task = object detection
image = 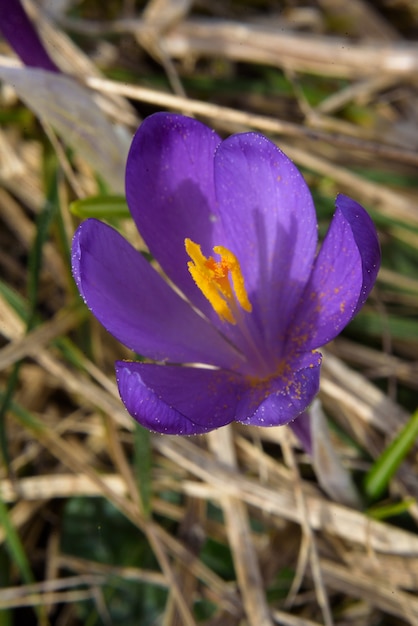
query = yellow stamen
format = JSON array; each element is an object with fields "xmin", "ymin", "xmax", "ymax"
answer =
[{"xmin": 185, "ymin": 238, "xmax": 252, "ymax": 324}]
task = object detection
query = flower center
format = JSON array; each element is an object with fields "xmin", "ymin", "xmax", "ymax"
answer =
[{"xmin": 185, "ymin": 238, "xmax": 252, "ymax": 324}]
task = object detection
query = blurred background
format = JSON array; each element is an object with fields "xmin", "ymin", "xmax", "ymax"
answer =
[{"xmin": 1, "ymin": 1, "xmax": 418, "ymax": 624}]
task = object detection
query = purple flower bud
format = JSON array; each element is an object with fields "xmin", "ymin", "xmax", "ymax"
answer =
[{"xmin": 0, "ymin": 0, "xmax": 59, "ymax": 72}]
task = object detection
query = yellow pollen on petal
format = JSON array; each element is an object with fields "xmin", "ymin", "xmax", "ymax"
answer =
[{"xmin": 185, "ymin": 238, "xmax": 252, "ymax": 324}]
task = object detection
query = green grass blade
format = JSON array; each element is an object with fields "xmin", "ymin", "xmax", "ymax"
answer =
[
  {"xmin": 133, "ymin": 423, "xmax": 153, "ymax": 518},
  {"xmin": 0, "ymin": 548, "xmax": 12, "ymax": 626},
  {"xmin": 364, "ymin": 408, "xmax": 418, "ymax": 500},
  {"xmin": 0, "ymin": 281, "xmax": 30, "ymax": 322},
  {"xmin": 0, "ymin": 164, "xmax": 59, "ymax": 469},
  {"xmin": 367, "ymin": 498, "xmax": 415, "ymax": 521},
  {"xmin": 0, "ymin": 497, "xmax": 34, "ymax": 586},
  {"xmin": 70, "ymin": 195, "xmax": 130, "ymax": 219}
]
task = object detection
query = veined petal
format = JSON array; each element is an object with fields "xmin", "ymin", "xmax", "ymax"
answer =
[
  {"xmin": 236, "ymin": 351, "xmax": 322, "ymax": 427},
  {"xmin": 214, "ymin": 133, "xmax": 317, "ymax": 358},
  {"xmin": 116, "ymin": 362, "xmax": 246, "ymax": 435},
  {"xmin": 0, "ymin": 0, "xmax": 59, "ymax": 72},
  {"xmin": 291, "ymin": 194, "xmax": 380, "ymax": 351},
  {"xmin": 125, "ymin": 113, "xmax": 223, "ymax": 316},
  {"xmin": 72, "ymin": 219, "xmax": 240, "ymax": 367}
]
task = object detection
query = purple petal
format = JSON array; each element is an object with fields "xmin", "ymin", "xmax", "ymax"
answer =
[
  {"xmin": 0, "ymin": 0, "xmax": 59, "ymax": 72},
  {"xmin": 72, "ymin": 219, "xmax": 240, "ymax": 367},
  {"xmin": 116, "ymin": 361, "xmax": 246, "ymax": 435},
  {"xmin": 125, "ymin": 112, "xmax": 223, "ymax": 316},
  {"xmin": 236, "ymin": 351, "xmax": 322, "ymax": 427},
  {"xmin": 291, "ymin": 195, "xmax": 380, "ymax": 351},
  {"xmin": 288, "ymin": 411, "xmax": 312, "ymax": 454},
  {"xmin": 336, "ymin": 194, "xmax": 380, "ymax": 316},
  {"xmin": 213, "ymin": 133, "xmax": 317, "ymax": 359}
]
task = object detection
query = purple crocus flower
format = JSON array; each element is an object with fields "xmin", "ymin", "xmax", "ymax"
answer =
[
  {"xmin": 71, "ymin": 113, "xmax": 380, "ymax": 436},
  {"xmin": 0, "ymin": 0, "xmax": 59, "ymax": 72}
]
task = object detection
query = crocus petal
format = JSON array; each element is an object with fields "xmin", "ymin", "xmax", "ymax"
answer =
[
  {"xmin": 336, "ymin": 194, "xmax": 381, "ymax": 316},
  {"xmin": 72, "ymin": 219, "xmax": 240, "ymax": 367},
  {"xmin": 213, "ymin": 133, "xmax": 317, "ymax": 358},
  {"xmin": 116, "ymin": 361, "xmax": 246, "ymax": 435},
  {"xmin": 288, "ymin": 411, "xmax": 312, "ymax": 454},
  {"xmin": 236, "ymin": 351, "xmax": 322, "ymax": 427},
  {"xmin": 291, "ymin": 194, "xmax": 380, "ymax": 351},
  {"xmin": 0, "ymin": 0, "xmax": 59, "ymax": 72},
  {"xmin": 125, "ymin": 112, "xmax": 223, "ymax": 316}
]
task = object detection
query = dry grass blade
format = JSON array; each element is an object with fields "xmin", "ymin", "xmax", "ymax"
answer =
[
  {"xmin": 208, "ymin": 427, "xmax": 273, "ymax": 626},
  {"xmin": 57, "ymin": 554, "xmax": 167, "ymax": 587},
  {"xmin": 2, "ymin": 1, "xmax": 418, "ymax": 624},
  {"xmin": 165, "ymin": 19, "xmax": 418, "ymax": 77},
  {"xmin": 321, "ymin": 560, "xmax": 418, "ymax": 624},
  {"xmin": 0, "ymin": 474, "xmax": 126, "ymax": 503},
  {"xmin": 0, "ymin": 307, "xmax": 85, "ymax": 370},
  {"xmin": 82, "ymin": 74, "xmax": 418, "ymax": 165},
  {"xmin": 280, "ymin": 431, "xmax": 333, "ymax": 626},
  {"xmin": 62, "ymin": 16, "xmax": 418, "ymax": 77},
  {"xmin": 156, "ymin": 436, "xmax": 418, "ymax": 555},
  {"xmin": 0, "ymin": 589, "xmax": 98, "ymax": 611}
]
